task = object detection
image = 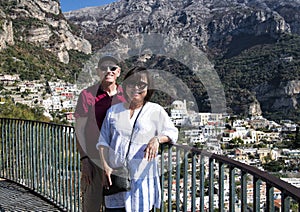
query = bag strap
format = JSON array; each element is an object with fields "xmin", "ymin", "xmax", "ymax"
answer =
[{"xmin": 125, "ymin": 102, "xmax": 145, "ymax": 160}]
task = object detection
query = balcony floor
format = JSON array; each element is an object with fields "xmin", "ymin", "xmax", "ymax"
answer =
[{"xmin": 0, "ymin": 178, "xmax": 61, "ymax": 211}]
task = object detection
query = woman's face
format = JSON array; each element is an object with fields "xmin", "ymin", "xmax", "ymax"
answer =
[{"xmin": 125, "ymin": 73, "xmax": 148, "ymax": 103}]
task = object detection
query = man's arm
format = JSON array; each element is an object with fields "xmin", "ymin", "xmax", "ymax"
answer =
[
  {"xmin": 75, "ymin": 116, "xmax": 95, "ymax": 184},
  {"xmin": 75, "ymin": 117, "xmax": 88, "ymax": 157}
]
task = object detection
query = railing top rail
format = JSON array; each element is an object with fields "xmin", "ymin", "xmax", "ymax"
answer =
[
  {"xmin": 172, "ymin": 143, "xmax": 300, "ymax": 202},
  {"xmin": 0, "ymin": 117, "xmax": 73, "ymax": 128}
]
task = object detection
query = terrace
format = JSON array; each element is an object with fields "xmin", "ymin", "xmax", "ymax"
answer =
[{"xmin": 0, "ymin": 118, "xmax": 299, "ymax": 211}]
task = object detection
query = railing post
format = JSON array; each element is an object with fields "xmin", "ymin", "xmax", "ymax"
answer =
[
  {"xmin": 7, "ymin": 119, "xmax": 11, "ymax": 179},
  {"xmin": 266, "ymin": 184, "xmax": 274, "ymax": 212},
  {"xmin": 32, "ymin": 121, "xmax": 37, "ymax": 191},
  {"xmin": 183, "ymin": 149, "xmax": 188, "ymax": 212},
  {"xmin": 209, "ymin": 158, "xmax": 214, "ymax": 212},
  {"xmin": 175, "ymin": 147, "xmax": 181, "ymax": 212},
  {"xmin": 11, "ymin": 119, "xmax": 16, "ymax": 181},
  {"xmin": 167, "ymin": 145, "xmax": 173, "ymax": 212},
  {"xmin": 0, "ymin": 118, "xmax": 4, "ymax": 177},
  {"xmin": 191, "ymin": 152, "xmax": 197, "ymax": 212},
  {"xmin": 199, "ymin": 155, "xmax": 205, "ymax": 212},
  {"xmin": 160, "ymin": 144, "xmax": 166, "ymax": 212},
  {"xmin": 218, "ymin": 162, "xmax": 225, "ymax": 212},
  {"xmin": 253, "ymin": 177, "xmax": 261, "ymax": 212},
  {"xmin": 45, "ymin": 123, "xmax": 51, "ymax": 198},
  {"xmin": 241, "ymin": 171, "xmax": 247, "ymax": 212},
  {"xmin": 16, "ymin": 120, "xmax": 21, "ymax": 183},
  {"xmin": 229, "ymin": 166, "xmax": 235, "ymax": 212},
  {"xmin": 25, "ymin": 121, "xmax": 30, "ymax": 186},
  {"xmin": 281, "ymin": 193, "xmax": 290, "ymax": 212}
]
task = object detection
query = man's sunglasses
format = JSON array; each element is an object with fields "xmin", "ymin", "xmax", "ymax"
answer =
[
  {"xmin": 126, "ymin": 81, "xmax": 148, "ymax": 90},
  {"xmin": 99, "ymin": 65, "xmax": 119, "ymax": 72}
]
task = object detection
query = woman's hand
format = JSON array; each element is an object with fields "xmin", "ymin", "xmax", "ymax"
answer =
[
  {"xmin": 103, "ymin": 165, "xmax": 113, "ymax": 188},
  {"xmin": 144, "ymin": 136, "xmax": 160, "ymax": 161},
  {"xmin": 99, "ymin": 146, "xmax": 113, "ymax": 188}
]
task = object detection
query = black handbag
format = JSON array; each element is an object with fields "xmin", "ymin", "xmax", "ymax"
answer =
[
  {"xmin": 103, "ymin": 166, "xmax": 131, "ymax": 196},
  {"xmin": 103, "ymin": 104, "xmax": 145, "ymax": 196}
]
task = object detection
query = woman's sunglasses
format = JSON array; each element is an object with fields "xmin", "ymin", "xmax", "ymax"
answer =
[{"xmin": 126, "ymin": 81, "xmax": 148, "ymax": 90}]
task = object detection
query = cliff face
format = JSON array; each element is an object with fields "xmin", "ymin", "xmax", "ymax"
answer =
[
  {"xmin": 64, "ymin": 0, "xmax": 300, "ymax": 52},
  {"xmin": 0, "ymin": 9, "xmax": 14, "ymax": 49},
  {"xmin": 254, "ymin": 80, "xmax": 300, "ymax": 115},
  {"xmin": 63, "ymin": 0, "xmax": 300, "ymax": 121},
  {"xmin": 0, "ymin": 0, "xmax": 91, "ymax": 63}
]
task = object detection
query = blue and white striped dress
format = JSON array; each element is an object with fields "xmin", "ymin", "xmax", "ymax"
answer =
[{"xmin": 97, "ymin": 102, "xmax": 178, "ymax": 212}]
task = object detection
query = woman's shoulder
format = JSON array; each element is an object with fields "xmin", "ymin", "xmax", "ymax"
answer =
[
  {"xmin": 145, "ymin": 102, "xmax": 165, "ymax": 111},
  {"xmin": 108, "ymin": 102, "xmax": 125, "ymax": 112}
]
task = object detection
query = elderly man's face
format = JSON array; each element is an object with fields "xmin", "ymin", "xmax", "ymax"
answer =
[{"xmin": 97, "ymin": 60, "xmax": 121, "ymax": 83}]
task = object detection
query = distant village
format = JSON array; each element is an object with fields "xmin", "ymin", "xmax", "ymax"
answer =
[
  {"xmin": 166, "ymin": 99, "xmax": 299, "ymax": 210},
  {"xmin": 0, "ymin": 74, "xmax": 77, "ymax": 121},
  {"xmin": 0, "ymin": 74, "xmax": 299, "ymax": 170},
  {"xmin": 1, "ymin": 74, "xmax": 300, "ymax": 210}
]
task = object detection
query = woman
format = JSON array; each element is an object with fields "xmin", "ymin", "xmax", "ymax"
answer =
[{"xmin": 96, "ymin": 66, "xmax": 178, "ymax": 211}]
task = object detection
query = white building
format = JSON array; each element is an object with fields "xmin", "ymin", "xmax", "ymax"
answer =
[
  {"xmin": 170, "ymin": 100, "xmax": 189, "ymax": 126},
  {"xmin": 184, "ymin": 128, "xmax": 205, "ymax": 144},
  {"xmin": 280, "ymin": 178, "xmax": 300, "ymax": 188}
]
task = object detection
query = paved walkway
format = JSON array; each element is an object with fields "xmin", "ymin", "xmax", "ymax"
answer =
[{"xmin": 0, "ymin": 178, "xmax": 61, "ymax": 211}]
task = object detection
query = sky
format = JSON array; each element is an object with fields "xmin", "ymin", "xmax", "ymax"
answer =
[{"xmin": 60, "ymin": 0, "xmax": 118, "ymax": 12}]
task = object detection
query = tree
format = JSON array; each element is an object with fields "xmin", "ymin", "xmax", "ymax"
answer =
[
  {"xmin": 263, "ymin": 160, "xmax": 284, "ymax": 172},
  {"xmin": 0, "ymin": 97, "xmax": 50, "ymax": 122},
  {"xmin": 293, "ymin": 126, "xmax": 300, "ymax": 148}
]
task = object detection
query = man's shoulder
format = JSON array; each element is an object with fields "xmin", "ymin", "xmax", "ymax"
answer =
[
  {"xmin": 80, "ymin": 83, "xmax": 100, "ymax": 96},
  {"xmin": 117, "ymin": 84, "xmax": 123, "ymax": 93},
  {"xmin": 113, "ymin": 85, "xmax": 126, "ymax": 103}
]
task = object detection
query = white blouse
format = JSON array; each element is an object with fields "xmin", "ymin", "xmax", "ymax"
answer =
[{"xmin": 97, "ymin": 102, "xmax": 178, "ymax": 211}]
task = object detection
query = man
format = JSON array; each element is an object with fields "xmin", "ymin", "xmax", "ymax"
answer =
[{"xmin": 75, "ymin": 55, "xmax": 125, "ymax": 211}]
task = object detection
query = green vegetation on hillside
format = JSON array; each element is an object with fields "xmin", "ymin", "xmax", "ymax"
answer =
[
  {"xmin": 214, "ymin": 33, "xmax": 300, "ymax": 121},
  {"xmin": 0, "ymin": 41, "xmax": 90, "ymax": 82},
  {"xmin": 0, "ymin": 97, "xmax": 50, "ymax": 122},
  {"xmin": 0, "ymin": 6, "xmax": 90, "ymax": 83},
  {"xmin": 215, "ymin": 33, "xmax": 300, "ymax": 90},
  {"xmin": 0, "ymin": 1, "xmax": 17, "ymax": 13}
]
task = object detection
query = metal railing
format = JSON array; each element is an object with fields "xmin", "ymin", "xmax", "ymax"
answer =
[
  {"xmin": 160, "ymin": 144, "xmax": 300, "ymax": 211},
  {"xmin": 0, "ymin": 118, "xmax": 80, "ymax": 211},
  {"xmin": 1, "ymin": 118, "xmax": 300, "ymax": 211}
]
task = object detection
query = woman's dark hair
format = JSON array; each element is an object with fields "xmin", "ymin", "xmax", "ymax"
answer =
[{"xmin": 122, "ymin": 66, "xmax": 154, "ymax": 103}]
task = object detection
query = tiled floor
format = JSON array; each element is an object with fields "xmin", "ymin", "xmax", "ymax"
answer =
[{"xmin": 0, "ymin": 178, "xmax": 61, "ymax": 212}]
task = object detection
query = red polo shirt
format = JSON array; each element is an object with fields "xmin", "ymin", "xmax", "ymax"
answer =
[{"xmin": 75, "ymin": 83, "xmax": 125, "ymax": 160}]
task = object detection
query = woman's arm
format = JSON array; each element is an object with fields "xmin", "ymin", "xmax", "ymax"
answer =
[
  {"xmin": 144, "ymin": 105, "xmax": 178, "ymax": 161},
  {"xmin": 98, "ymin": 146, "xmax": 113, "ymax": 186},
  {"xmin": 96, "ymin": 108, "xmax": 113, "ymax": 186}
]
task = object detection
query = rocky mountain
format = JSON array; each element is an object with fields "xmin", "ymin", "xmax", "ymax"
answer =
[
  {"xmin": 64, "ymin": 0, "xmax": 300, "ymax": 122},
  {"xmin": 1, "ymin": 0, "xmax": 300, "ymax": 122},
  {"xmin": 64, "ymin": 0, "xmax": 300, "ymax": 52},
  {"xmin": 0, "ymin": 0, "xmax": 91, "ymax": 64}
]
